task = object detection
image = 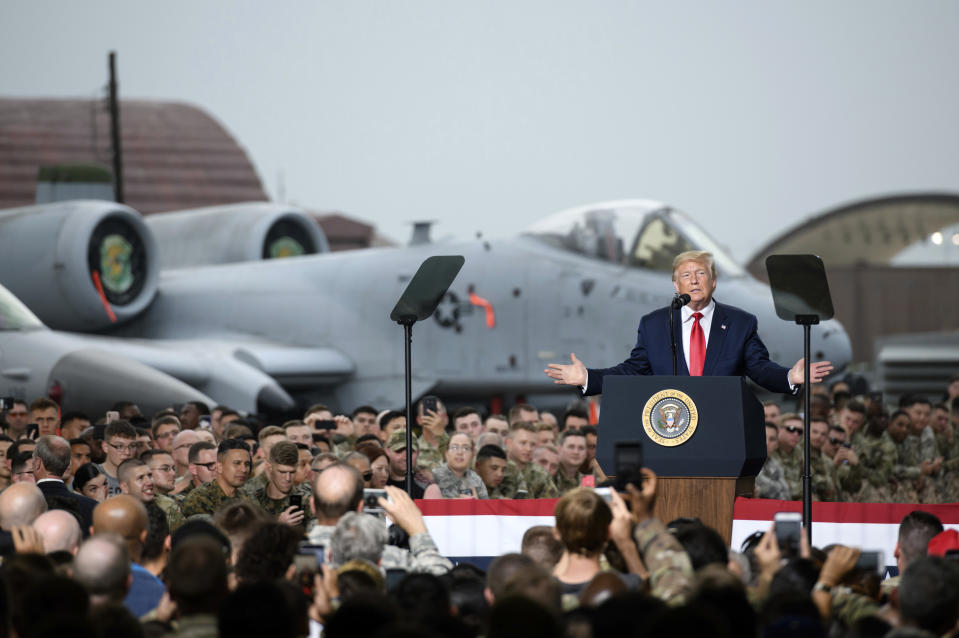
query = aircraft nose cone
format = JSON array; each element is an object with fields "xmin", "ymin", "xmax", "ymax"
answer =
[
  {"xmin": 256, "ymin": 384, "xmax": 297, "ymax": 413},
  {"xmin": 50, "ymin": 348, "xmax": 216, "ymax": 415}
]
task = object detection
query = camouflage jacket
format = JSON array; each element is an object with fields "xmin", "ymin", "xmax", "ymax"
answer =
[
  {"xmin": 415, "ymin": 432, "xmax": 449, "ymax": 475},
  {"xmin": 830, "ymin": 455, "xmax": 865, "ymax": 499},
  {"xmin": 238, "ymin": 472, "xmax": 268, "ymax": 498},
  {"xmin": 830, "ymin": 586, "xmax": 880, "ymax": 627},
  {"xmin": 755, "ymin": 455, "xmax": 791, "ymax": 500},
  {"xmin": 809, "ymin": 448, "xmax": 838, "ymax": 501},
  {"xmin": 892, "ymin": 432, "xmax": 922, "ymax": 480},
  {"xmin": 431, "ymin": 465, "xmax": 488, "ymax": 499},
  {"xmin": 154, "ymin": 493, "xmax": 186, "ymax": 532},
  {"xmin": 552, "ymin": 468, "xmax": 584, "ymax": 495},
  {"xmin": 500, "ymin": 461, "xmax": 559, "ymax": 499},
  {"xmin": 855, "ymin": 432, "xmax": 897, "ymax": 487},
  {"xmin": 307, "ymin": 523, "xmax": 452, "ymax": 575},
  {"xmin": 180, "ymin": 479, "xmax": 243, "ymax": 519},
  {"xmin": 250, "ymin": 482, "xmax": 313, "ymax": 527},
  {"xmin": 940, "ymin": 430, "xmax": 959, "ymax": 472},
  {"xmin": 773, "ymin": 445, "xmax": 803, "ymax": 500},
  {"xmin": 632, "ymin": 517, "xmax": 693, "ymax": 606}
]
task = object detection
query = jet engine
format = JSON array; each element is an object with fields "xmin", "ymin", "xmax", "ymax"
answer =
[
  {"xmin": 0, "ymin": 200, "xmax": 159, "ymax": 332},
  {"xmin": 145, "ymin": 202, "xmax": 329, "ymax": 269}
]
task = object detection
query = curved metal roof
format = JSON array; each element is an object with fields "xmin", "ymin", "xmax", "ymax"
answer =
[
  {"xmin": 0, "ymin": 98, "xmax": 266, "ymax": 213},
  {"xmin": 746, "ymin": 193, "xmax": 959, "ymax": 273}
]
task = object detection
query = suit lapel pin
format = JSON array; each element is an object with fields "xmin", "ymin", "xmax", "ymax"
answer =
[{"xmin": 721, "ymin": 324, "xmax": 727, "ymax": 330}]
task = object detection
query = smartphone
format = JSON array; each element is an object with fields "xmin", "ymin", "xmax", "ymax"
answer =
[
  {"xmin": 314, "ymin": 419, "xmax": 337, "ymax": 431},
  {"xmin": 774, "ymin": 511, "xmax": 802, "ymax": 557},
  {"xmin": 613, "ymin": 441, "xmax": 644, "ymax": 491},
  {"xmin": 594, "ymin": 487, "xmax": 613, "ymax": 503},
  {"xmin": 105, "ymin": 411, "xmax": 120, "ymax": 424},
  {"xmin": 363, "ymin": 488, "xmax": 387, "ymax": 513},
  {"xmin": 855, "ymin": 550, "xmax": 884, "ymax": 573},
  {"xmin": 289, "ymin": 494, "xmax": 303, "ymax": 510},
  {"xmin": 422, "ymin": 396, "xmax": 439, "ymax": 414},
  {"xmin": 93, "ymin": 424, "xmax": 107, "ymax": 440},
  {"xmin": 293, "ymin": 551, "xmax": 321, "ymax": 597},
  {"xmin": 26, "ymin": 423, "xmax": 39, "ymax": 439}
]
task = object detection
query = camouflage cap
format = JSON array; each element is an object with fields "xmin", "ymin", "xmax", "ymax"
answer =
[{"xmin": 386, "ymin": 429, "xmax": 418, "ymax": 452}]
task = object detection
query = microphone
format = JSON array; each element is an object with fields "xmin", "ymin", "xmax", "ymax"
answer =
[{"xmin": 670, "ymin": 293, "xmax": 691, "ymax": 309}]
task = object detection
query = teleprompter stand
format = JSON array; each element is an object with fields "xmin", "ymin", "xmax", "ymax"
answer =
[
  {"xmin": 765, "ymin": 254, "xmax": 835, "ymax": 545},
  {"xmin": 389, "ymin": 256, "xmax": 465, "ymax": 494}
]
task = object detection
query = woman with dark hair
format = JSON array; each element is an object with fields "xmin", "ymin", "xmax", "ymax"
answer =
[
  {"xmin": 359, "ymin": 447, "xmax": 390, "ymax": 489},
  {"xmin": 72, "ymin": 463, "xmax": 108, "ymax": 502}
]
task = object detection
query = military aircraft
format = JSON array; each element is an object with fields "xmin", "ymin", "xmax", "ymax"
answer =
[
  {"xmin": 0, "ymin": 282, "xmax": 215, "ymax": 416},
  {"xmin": 0, "ymin": 198, "xmax": 853, "ymax": 415}
]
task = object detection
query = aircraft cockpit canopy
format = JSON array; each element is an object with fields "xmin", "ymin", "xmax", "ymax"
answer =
[
  {"xmin": 0, "ymin": 285, "xmax": 44, "ymax": 331},
  {"xmin": 524, "ymin": 200, "xmax": 744, "ymax": 277}
]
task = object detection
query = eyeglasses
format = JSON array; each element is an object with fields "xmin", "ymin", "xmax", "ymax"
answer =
[
  {"xmin": 448, "ymin": 444, "xmax": 472, "ymax": 453},
  {"xmin": 106, "ymin": 441, "xmax": 138, "ymax": 453},
  {"xmin": 193, "ymin": 462, "xmax": 217, "ymax": 471},
  {"xmin": 828, "ymin": 437, "xmax": 845, "ymax": 446},
  {"xmin": 784, "ymin": 426, "xmax": 804, "ymax": 435}
]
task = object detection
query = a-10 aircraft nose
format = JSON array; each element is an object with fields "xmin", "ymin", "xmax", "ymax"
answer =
[{"xmin": 49, "ymin": 348, "xmax": 216, "ymax": 416}]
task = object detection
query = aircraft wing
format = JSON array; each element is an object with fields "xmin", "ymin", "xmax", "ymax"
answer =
[{"xmin": 73, "ymin": 336, "xmax": 355, "ymax": 414}]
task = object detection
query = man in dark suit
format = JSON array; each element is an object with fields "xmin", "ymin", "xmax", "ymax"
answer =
[
  {"xmin": 546, "ymin": 250, "xmax": 832, "ymax": 393},
  {"xmin": 34, "ymin": 434, "xmax": 97, "ymax": 536}
]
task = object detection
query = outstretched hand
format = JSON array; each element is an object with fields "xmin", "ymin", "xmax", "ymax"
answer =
[
  {"xmin": 788, "ymin": 358, "xmax": 833, "ymax": 386},
  {"xmin": 545, "ymin": 353, "xmax": 587, "ymax": 387}
]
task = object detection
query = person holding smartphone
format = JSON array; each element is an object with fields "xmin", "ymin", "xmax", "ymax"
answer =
[{"xmin": 249, "ymin": 441, "xmax": 309, "ymax": 527}]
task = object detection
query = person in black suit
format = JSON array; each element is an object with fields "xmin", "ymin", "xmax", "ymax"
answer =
[
  {"xmin": 34, "ymin": 435, "xmax": 98, "ymax": 537},
  {"xmin": 546, "ymin": 250, "xmax": 833, "ymax": 393}
]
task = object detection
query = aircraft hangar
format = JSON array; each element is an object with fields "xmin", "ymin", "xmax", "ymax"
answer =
[{"xmin": 745, "ymin": 193, "xmax": 959, "ymax": 398}]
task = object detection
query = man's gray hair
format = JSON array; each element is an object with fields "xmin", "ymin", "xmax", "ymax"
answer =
[
  {"xmin": 330, "ymin": 512, "xmax": 387, "ymax": 567},
  {"xmin": 33, "ymin": 435, "xmax": 71, "ymax": 477}
]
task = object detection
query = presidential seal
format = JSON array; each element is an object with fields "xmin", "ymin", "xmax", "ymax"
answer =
[{"xmin": 642, "ymin": 389, "xmax": 699, "ymax": 447}]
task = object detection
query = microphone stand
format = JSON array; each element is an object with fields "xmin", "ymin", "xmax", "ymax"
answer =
[{"xmin": 670, "ymin": 295, "xmax": 679, "ymax": 375}]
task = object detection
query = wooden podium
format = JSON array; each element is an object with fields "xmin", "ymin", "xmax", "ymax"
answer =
[{"xmin": 595, "ymin": 376, "xmax": 766, "ymax": 546}]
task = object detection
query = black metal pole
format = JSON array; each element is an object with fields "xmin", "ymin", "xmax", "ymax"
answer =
[
  {"xmin": 403, "ymin": 321, "xmax": 414, "ymax": 495},
  {"xmin": 669, "ymin": 304, "xmax": 677, "ymax": 375},
  {"xmin": 802, "ymin": 322, "xmax": 812, "ymax": 545},
  {"xmin": 108, "ymin": 51, "xmax": 124, "ymax": 203}
]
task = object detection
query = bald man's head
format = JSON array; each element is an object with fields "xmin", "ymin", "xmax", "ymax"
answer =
[
  {"xmin": 93, "ymin": 495, "xmax": 148, "ymax": 562},
  {"xmin": 33, "ymin": 509, "xmax": 82, "ymax": 554},
  {"xmin": 0, "ymin": 482, "xmax": 48, "ymax": 530},
  {"xmin": 311, "ymin": 462, "xmax": 364, "ymax": 524},
  {"xmin": 74, "ymin": 534, "xmax": 131, "ymax": 604}
]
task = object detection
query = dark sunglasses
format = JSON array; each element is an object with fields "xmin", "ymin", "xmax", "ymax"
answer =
[
  {"xmin": 828, "ymin": 437, "xmax": 845, "ymax": 446},
  {"xmin": 785, "ymin": 426, "xmax": 804, "ymax": 435}
]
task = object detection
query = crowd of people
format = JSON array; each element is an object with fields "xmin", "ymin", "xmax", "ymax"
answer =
[
  {"xmin": 0, "ymin": 371, "xmax": 954, "ymax": 637},
  {"xmin": 756, "ymin": 374, "xmax": 959, "ymax": 504}
]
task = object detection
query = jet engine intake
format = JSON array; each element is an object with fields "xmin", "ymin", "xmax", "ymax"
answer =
[
  {"xmin": 0, "ymin": 200, "xmax": 159, "ymax": 331},
  {"xmin": 145, "ymin": 202, "xmax": 329, "ymax": 269}
]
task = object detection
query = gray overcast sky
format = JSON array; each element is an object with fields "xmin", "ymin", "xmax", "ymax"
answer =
[{"xmin": 2, "ymin": 1, "xmax": 958, "ymax": 262}]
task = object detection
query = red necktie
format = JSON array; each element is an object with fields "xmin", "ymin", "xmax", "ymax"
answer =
[{"xmin": 690, "ymin": 312, "xmax": 705, "ymax": 376}]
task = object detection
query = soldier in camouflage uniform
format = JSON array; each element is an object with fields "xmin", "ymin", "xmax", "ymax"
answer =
[
  {"xmin": 117, "ymin": 458, "xmax": 186, "ymax": 533},
  {"xmin": 773, "ymin": 414, "xmax": 805, "ymax": 500},
  {"xmin": 755, "ymin": 423, "xmax": 790, "ymax": 499},
  {"xmin": 821, "ymin": 425, "xmax": 865, "ymax": 501},
  {"xmin": 901, "ymin": 395, "xmax": 942, "ymax": 503},
  {"xmin": 181, "ymin": 440, "xmax": 252, "ymax": 518},
  {"xmin": 552, "ymin": 429, "xmax": 587, "ymax": 495},
  {"xmin": 885, "ymin": 410, "xmax": 924, "ymax": 503},
  {"xmin": 934, "ymin": 403, "xmax": 959, "ymax": 501},
  {"xmin": 476, "ymin": 444, "xmax": 510, "ymax": 498},
  {"xmin": 249, "ymin": 441, "xmax": 312, "ymax": 528},
  {"xmin": 808, "ymin": 418, "xmax": 838, "ymax": 501},
  {"xmin": 431, "ymin": 433, "xmax": 488, "ymax": 498},
  {"xmin": 415, "ymin": 397, "xmax": 450, "ymax": 482},
  {"xmin": 500, "ymin": 422, "xmax": 559, "ymax": 498}
]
